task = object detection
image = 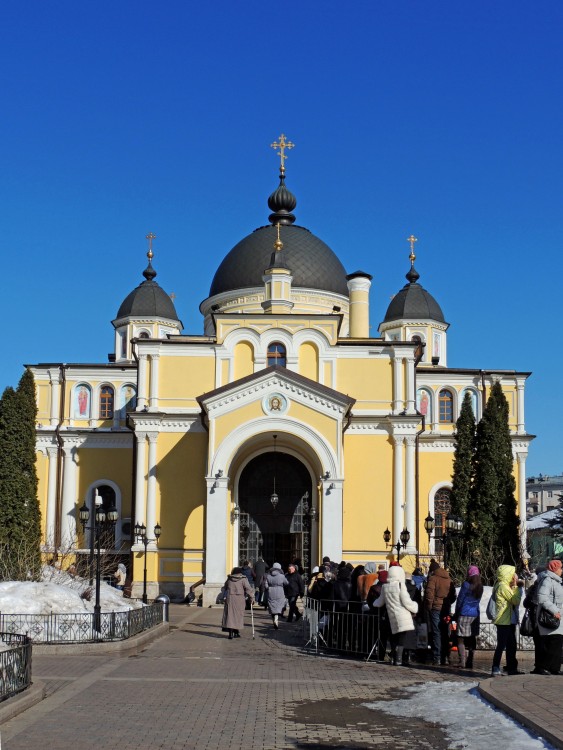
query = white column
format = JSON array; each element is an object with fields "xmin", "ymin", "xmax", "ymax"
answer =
[
  {"xmin": 392, "ymin": 351, "xmax": 404, "ymax": 414},
  {"xmin": 134, "ymin": 432, "xmax": 147, "ymax": 537},
  {"xmin": 393, "ymin": 435, "xmax": 405, "ymax": 544},
  {"xmin": 45, "ymin": 446, "xmax": 59, "ymax": 546},
  {"xmin": 321, "ymin": 479, "xmax": 343, "ymax": 563},
  {"xmin": 146, "ymin": 432, "xmax": 158, "ymax": 548},
  {"xmin": 49, "ymin": 369, "xmax": 61, "ymax": 426},
  {"xmin": 405, "ymin": 356, "xmax": 416, "ymax": 414},
  {"xmin": 149, "ymin": 354, "xmax": 160, "ymax": 411},
  {"xmin": 60, "ymin": 444, "xmax": 78, "ymax": 547},
  {"xmin": 203, "ymin": 476, "xmax": 229, "ymax": 606},
  {"xmin": 517, "ymin": 453, "xmax": 529, "ymax": 556},
  {"xmin": 405, "ymin": 436, "xmax": 417, "ymax": 551},
  {"xmin": 137, "ymin": 354, "xmax": 148, "ymax": 410},
  {"xmin": 517, "ymin": 382, "xmax": 525, "ymax": 435}
]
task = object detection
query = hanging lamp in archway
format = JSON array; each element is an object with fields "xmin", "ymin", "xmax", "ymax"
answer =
[{"xmin": 270, "ymin": 434, "xmax": 279, "ymax": 510}]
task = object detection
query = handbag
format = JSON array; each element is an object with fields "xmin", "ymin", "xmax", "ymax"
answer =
[
  {"xmin": 520, "ymin": 609, "xmax": 534, "ymax": 636},
  {"xmin": 486, "ymin": 589, "xmax": 497, "ymax": 621},
  {"xmin": 538, "ymin": 607, "xmax": 560, "ymax": 630}
]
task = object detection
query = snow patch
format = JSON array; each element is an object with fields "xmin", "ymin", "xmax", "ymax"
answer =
[{"xmin": 364, "ymin": 681, "xmax": 554, "ymax": 749}]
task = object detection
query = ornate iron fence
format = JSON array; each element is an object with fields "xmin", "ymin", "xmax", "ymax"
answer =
[
  {"xmin": 0, "ymin": 602, "xmax": 164, "ymax": 644},
  {"xmin": 0, "ymin": 633, "xmax": 32, "ymax": 702},
  {"xmin": 302, "ymin": 597, "xmax": 534, "ymax": 657}
]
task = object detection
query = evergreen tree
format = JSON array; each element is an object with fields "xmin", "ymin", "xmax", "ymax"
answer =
[
  {"xmin": 468, "ymin": 381, "xmax": 520, "ymax": 568},
  {"xmin": 0, "ymin": 370, "xmax": 41, "ymax": 579},
  {"xmin": 451, "ymin": 391, "xmax": 476, "ymax": 518}
]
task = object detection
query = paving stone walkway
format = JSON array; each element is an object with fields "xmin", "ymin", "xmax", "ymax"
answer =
[{"xmin": 0, "ymin": 604, "xmax": 551, "ymax": 749}]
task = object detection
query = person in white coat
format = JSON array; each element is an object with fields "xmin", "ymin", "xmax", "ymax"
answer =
[{"xmin": 372, "ymin": 564, "xmax": 418, "ymax": 665}]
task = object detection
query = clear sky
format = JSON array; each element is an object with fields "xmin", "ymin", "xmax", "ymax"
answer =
[{"xmin": 1, "ymin": 2, "xmax": 562, "ymax": 477}]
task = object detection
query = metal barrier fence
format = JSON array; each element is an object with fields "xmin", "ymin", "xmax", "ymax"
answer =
[
  {"xmin": 302, "ymin": 597, "xmax": 534, "ymax": 657},
  {"xmin": 0, "ymin": 602, "xmax": 164, "ymax": 644},
  {"xmin": 0, "ymin": 633, "xmax": 32, "ymax": 702}
]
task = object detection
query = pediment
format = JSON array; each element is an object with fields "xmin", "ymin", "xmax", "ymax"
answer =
[{"xmin": 197, "ymin": 366, "xmax": 354, "ymax": 420}]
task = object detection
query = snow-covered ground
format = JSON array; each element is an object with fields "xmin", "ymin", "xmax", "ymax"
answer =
[
  {"xmin": 364, "ymin": 681, "xmax": 555, "ymax": 750},
  {"xmin": 0, "ymin": 566, "xmax": 142, "ymax": 615}
]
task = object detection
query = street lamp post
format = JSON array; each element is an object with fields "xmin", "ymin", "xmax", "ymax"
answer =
[
  {"xmin": 134, "ymin": 521, "xmax": 162, "ymax": 604},
  {"xmin": 383, "ymin": 527, "xmax": 411, "ymax": 561},
  {"xmin": 442, "ymin": 513, "xmax": 464, "ymax": 568},
  {"xmin": 79, "ymin": 489, "xmax": 118, "ymax": 634}
]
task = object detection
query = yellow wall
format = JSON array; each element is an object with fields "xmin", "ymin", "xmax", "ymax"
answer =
[
  {"xmin": 234, "ymin": 341, "xmax": 254, "ymax": 381},
  {"xmin": 337, "ymin": 358, "xmax": 393, "ymax": 407},
  {"xmin": 77, "ymin": 449, "xmax": 133, "ymax": 518},
  {"xmin": 36, "ymin": 451, "xmax": 49, "ymax": 537},
  {"xmin": 158, "ymin": 355, "xmax": 216, "ymax": 407},
  {"xmin": 299, "ymin": 342, "xmax": 318, "ymax": 381}
]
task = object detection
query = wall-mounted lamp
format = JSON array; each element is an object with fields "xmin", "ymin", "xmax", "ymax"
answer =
[{"xmin": 231, "ymin": 504, "xmax": 240, "ymax": 523}]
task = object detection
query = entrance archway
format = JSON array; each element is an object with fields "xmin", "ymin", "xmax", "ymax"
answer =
[{"xmin": 238, "ymin": 452, "xmax": 313, "ymax": 575}]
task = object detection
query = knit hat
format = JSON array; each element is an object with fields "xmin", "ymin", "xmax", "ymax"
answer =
[
  {"xmin": 548, "ymin": 560, "xmax": 562, "ymax": 575},
  {"xmin": 272, "ymin": 562, "xmax": 282, "ymax": 570},
  {"xmin": 467, "ymin": 565, "xmax": 480, "ymax": 577},
  {"xmin": 428, "ymin": 560, "xmax": 440, "ymax": 573},
  {"xmin": 378, "ymin": 570, "xmax": 388, "ymax": 584}
]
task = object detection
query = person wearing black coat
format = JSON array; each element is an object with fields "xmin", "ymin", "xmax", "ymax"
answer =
[
  {"xmin": 284, "ymin": 564, "xmax": 305, "ymax": 622},
  {"xmin": 332, "ymin": 566, "xmax": 352, "ymax": 650}
]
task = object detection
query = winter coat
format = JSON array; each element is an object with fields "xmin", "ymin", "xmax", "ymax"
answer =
[
  {"xmin": 412, "ymin": 574, "xmax": 426, "ymax": 591},
  {"xmin": 222, "ymin": 573, "xmax": 253, "ymax": 630},
  {"xmin": 492, "ymin": 565, "xmax": 522, "ymax": 626},
  {"xmin": 310, "ymin": 575, "xmax": 334, "ymax": 610},
  {"xmin": 424, "ymin": 567, "xmax": 456, "ymax": 614},
  {"xmin": 455, "ymin": 580, "xmax": 482, "ymax": 618},
  {"xmin": 265, "ymin": 568, "xmax": 288, "ymax": 614},
  {"xmin": 372, "ymin": 566, "xmax": 418, "ymax": 634},
  {"xmin": 537, "ymin": 570, "xmax": 563, "ymax": 637},
  {"xmin": 284, "ymin": 571, "xmax": 305, "ymax": 598},
  {"xmin": 332, "ymin": 569, "xmax": 352, "ymax": 612},
  {"xmin": 357, "ymin": 572, "xmax": 378, "ymax": 603},
  {"xmin": 241, "ymin": 565, "xmax": 255, "ymax": 585},
  {"xmin": 254, "ymin": 559, "xmax": 269, "ymax": 586}
]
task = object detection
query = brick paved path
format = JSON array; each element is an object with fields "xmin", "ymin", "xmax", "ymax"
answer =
[{"xmin": 0, "ymin": 605, "xmax": 495, "ymax": 750}]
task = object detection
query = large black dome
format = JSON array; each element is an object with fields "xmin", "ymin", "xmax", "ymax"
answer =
[
  {"xmin": 209, "ymin": 224, "xmax": 349, "ymax": 297},
  {"xmin": 383, "ymin": 265, "xmax": 445, "ymax": 323}
]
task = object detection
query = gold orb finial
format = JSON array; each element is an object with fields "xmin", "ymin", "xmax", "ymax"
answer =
[
  {"xmin": 407, "ymin": 234, "xmax": 417, "ymax": 265},
  {"xmin": 274, "ymin": 223, "xmax": 283, "ymax": 251},
  {"xmin": 146, "ymin": 232, "xmax": 156, "ymax": 261},
  {"xmin": 270, "ymin": 133, "xmax": 294, "ymax": 174}
]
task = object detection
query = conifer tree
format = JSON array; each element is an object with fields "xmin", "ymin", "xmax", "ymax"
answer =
[
  {"xmin": 0, "ymin": 370, "xmax": 41, "ymax": 579},
  {"xmin": 451, "ymin": 391, "xmax": 476, "ymax": 518},
  {"xmin": 468, "ymin": 381, "xmax": 520, "ymax": 567}
]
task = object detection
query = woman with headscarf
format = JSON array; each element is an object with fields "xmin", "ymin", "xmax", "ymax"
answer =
[
  {"xmin": 372, "ymin": 566, "xmax": 418, "ymax": 665},
  {"xmin": 221, "ymin": 567, "xmax": 254, "ymax": 639},
  {"xmin": 366, "ymin": 569, "xmax": 389, "ymax": 660},
  {"xmin": 454, "ymin": 565, "xmax": 483, "ymax": 668},
  {"xmin": 264, "ymin": 562, "xmax": 288, "ymax": 629},
  {"xmin": 536, "ymin": 559, "xmax": 563, "ymax": 675}
]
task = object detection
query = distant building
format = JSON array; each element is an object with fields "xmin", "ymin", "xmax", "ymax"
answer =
[
  {"xmin": 527, "ymin": 508, "xmax": 563, "ymax": 566},
  {"xmin": 526, "ymin": 474, "xmax": 563, "ymax": 517}
]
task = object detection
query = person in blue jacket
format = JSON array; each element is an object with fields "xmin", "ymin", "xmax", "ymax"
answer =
[{"xmin": 454, "ymin": 565, "xmax": 483, "ymax": 668}]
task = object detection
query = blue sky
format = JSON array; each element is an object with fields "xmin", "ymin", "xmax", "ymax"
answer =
[{"xmin": 1, "ymin": 2, "xmax": 562, "ymax": 477}]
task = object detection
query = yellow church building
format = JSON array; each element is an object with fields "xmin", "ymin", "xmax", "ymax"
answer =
[{"xmin": 30, "ymin": 137, "xmax": 532, "ymax": 604}]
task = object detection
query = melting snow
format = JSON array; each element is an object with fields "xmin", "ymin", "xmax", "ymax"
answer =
[{"xmin": 364, "ymin": 681, "xmax": 554, "ymax": 749}]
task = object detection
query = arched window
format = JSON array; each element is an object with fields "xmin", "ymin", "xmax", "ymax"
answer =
[
  {"xmin": 462, "ymin": 388, "xmax": 479, "ymax": 419},
  {"xmin": 267, "ymin": 342, "xmax": 287, "ymax": 367},
  {"xmin": 138, "ymin": 331, "xmax": 150, "ymax": 339},
  {"xmin": 434, "ymin": 487, "xmax": 452, "ymax": 556},
  {"xmin": 99, "ymin": 386, "xmax": 114, "ymax": 419},
  {"xmin": 438, "ymin": 389, "xmax": 454, "ymax": 423},
  {"xmin": 411, "ymin": 334, "xmax": 425, "ymax": 363}
]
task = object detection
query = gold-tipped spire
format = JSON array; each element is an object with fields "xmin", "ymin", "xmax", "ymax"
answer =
[
  {"xmin": 407, "ymin": 234, "xmax": 417, "ymax": 265},
  {"xmin": 274, "ymin": 223, "xmax": 283, "ymax": 252},
  {"xmin": 146, "ymin": 231, "xmax": 156, "ymax": 261},
  {"xmin": 270, "ymin": 133, "xmax": 294, "ymax": 174}
]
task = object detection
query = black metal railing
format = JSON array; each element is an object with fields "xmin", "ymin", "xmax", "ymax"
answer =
[
  {"xmin": 0, "ymin": 602, "xmax": 164, "ymax": 644},
  {"xmin": 302, "ymin": 597, "xmax": 534, "ymax": 656},
  {"xmin": 0, "ymin": 633, "xmax": 32, "ymax": 702}
]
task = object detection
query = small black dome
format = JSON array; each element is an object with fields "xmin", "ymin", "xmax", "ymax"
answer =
[
  {"xmin": 116, "ymin": 260, "xmax": 180, "ymax": 321},
  {"xmin": 383, "ymin": 265, "xmax": 445, "ymax": 323},
  {"xmin": 209, "ymin": 224, "xmax": 349, "ymax": 297}
]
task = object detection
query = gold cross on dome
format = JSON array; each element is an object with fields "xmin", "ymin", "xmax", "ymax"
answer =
[
  {"xmin": 407, "ymin": 234, "xmax": 417, "ymax": 263},
  {"xmin": 146, "ymin": 232, "xmax": 156, "ymax": 259},
  {"xmin": 270, "ymin": 134, "xmax": 294, "ymax": 173}
]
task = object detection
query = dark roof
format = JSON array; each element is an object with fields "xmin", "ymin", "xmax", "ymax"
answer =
[
  {"xmin": 116, "ymin": 259, "xmax": 180, "ymax": 322},
  {"xmin": 209, "ymin": 224, "xmax": 349, "ymax": 297},
  {"xmin": 383, "ymin": 265, "xmax": 445, "ymax": 324}
]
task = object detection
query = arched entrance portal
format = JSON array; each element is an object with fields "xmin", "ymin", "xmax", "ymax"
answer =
[{"xmin": 238, "ymin": 452, "xmax": 313, "ymax": 575}]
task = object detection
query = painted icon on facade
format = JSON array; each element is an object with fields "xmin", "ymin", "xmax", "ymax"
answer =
[{"xmin": 74, "ymin": 384, "xmax": 91, "ymax": 419}]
